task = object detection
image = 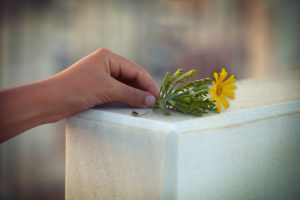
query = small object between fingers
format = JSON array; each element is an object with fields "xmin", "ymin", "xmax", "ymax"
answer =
[{"xmin": 131, "ymin": 110, "xmax": 149, "ymax": 117}]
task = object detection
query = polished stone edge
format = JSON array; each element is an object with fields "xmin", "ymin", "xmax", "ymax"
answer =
[
  {"xmin": 70, "ymin": 101, "xmax": 300, "ymax": 134},
  {"xmin": 70, "ymin": 109, "xmax": 174, "ymax": 132},
  {"xmin": 176, "ymin": 100, "xmax": 300, "ymax": 134}
]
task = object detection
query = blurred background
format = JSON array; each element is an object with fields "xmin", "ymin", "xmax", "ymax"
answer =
[{"xmin": 0, "ymin": 0, "xmax": 299, "ymax": 199}]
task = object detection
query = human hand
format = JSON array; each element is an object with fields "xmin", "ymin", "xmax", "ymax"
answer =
[
  {"xmin": 52, "ymin": 48, "xmax": 159, "ymax": 118},
  {"xmin": 0, "ymin": 48, "xmax": 159, "ymax": 141}
]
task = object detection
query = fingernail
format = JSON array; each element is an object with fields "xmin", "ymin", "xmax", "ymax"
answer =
[{"xmin": 145, "ymin": 95, "xmax": 156, "ymax": 107}]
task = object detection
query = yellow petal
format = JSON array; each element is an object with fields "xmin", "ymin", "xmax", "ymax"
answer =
[
  {"xmin": 223, "ymin": 75, "xmax": 236, "ymax": 86},
  {"xmin": 212, "ymin": 81, "xmax": 216, "ymax": 85},
  {"xmin": 223, "ymin": 90, "xmax": 235, "ymax": 99},
  {"xmin": 208, "ymin": 87, "xmax": 216, "ymax": 94},
  {"xmin": 213, "ymin": 72, "xmax": 219, "ymax": 82},
  {"xmin": 223, "ymin": 84, "xmax": 237, "ymax": 91},
  {"xmin": 219, "ymin": 68, "xmax": 228, "ymax": 82},
  {"xmin": 209, "ymin": 94, "xmax": 216, "ymax": 101},
  {"xmin": 220, "ymin": 95, "xmax": 229, "ymax": 110},
  {"xmin": 216, "ymin": 97, "xmax": 221, "ymax": 112}
]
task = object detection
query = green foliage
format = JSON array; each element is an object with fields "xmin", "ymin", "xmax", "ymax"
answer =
[{"xmin": 153, "ymin": 68, "xmax": 216, "ymax": 116}]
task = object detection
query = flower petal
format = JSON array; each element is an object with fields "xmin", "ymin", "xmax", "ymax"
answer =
[
  {"xmin": 223, "ymin": 84, "xmax": 237, "ymax": 91},
  {"xmin": 220, "ymin": 96, "xmax": 229, "ymax": 110},
  {"xmin": 219, "ymin": 68, "xmax": 228, "ymax": 82},
  {"xmin": 209, "ymin": 94, "xmax": 216, "ymax": 102},
  {"xmin": 223, "ymin": 90, "xmax": 235, "ymax": 99},
  {"xmin": 213, "ymin": 72, "xmax": 219, "ymax": 82},
  {"xmin": 223, "ymin": 75, "xmax": 236, "ymax": 86},
  {"xmin": 216, "ymin": 97, "xmax": 221, "ymax": 112},
  {"xmin": 208, "ymin": 87, "xmax": 216, "ymax": 94}
]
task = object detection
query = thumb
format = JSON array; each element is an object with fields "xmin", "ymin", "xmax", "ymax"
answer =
[{"xmin": 110, "ymin": 79, "xmax": 156, "ymax": 108}]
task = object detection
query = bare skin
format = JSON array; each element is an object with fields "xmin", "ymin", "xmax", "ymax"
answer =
[{"xmin": 0, "ymin": 48, "xmax": 159, "ymax": 143}]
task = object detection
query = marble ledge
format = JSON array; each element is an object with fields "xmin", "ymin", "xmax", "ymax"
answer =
[
  {"xmin": 66, "ymin": 69, "xmax": 300, "ymax": 200},
  {"xmin": 71, "ymin": 68, "xmax": 300, "ymax": 134}
]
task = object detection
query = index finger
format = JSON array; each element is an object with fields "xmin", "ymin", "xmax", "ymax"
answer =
[{"xmin": 101, "ymin": 49, "xmax": 159, "ymax": 97}]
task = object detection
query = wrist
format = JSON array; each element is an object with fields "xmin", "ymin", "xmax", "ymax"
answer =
[
  {"xmin": 41, "ymin": 75, "xmax": 76, "ymax": 123},
  {"xmin": 46, "ymin": 71, "xmax": 93, "ymax": 122}
]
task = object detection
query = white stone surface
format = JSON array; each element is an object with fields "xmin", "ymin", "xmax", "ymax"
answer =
[{"xmin": 66, "ymin": 69, "xmax": 300, "ymax": 200}]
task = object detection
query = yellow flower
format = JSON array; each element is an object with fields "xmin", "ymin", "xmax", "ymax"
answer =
[{"xmin": 208, "ymin": 68, "xmax": 237, "ymax": 112}]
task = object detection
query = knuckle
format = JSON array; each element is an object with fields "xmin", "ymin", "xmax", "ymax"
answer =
[
  {"xmin": 132, "ymin": 88, "xmax": 139, "ymax": 99},
  {"xmin": 133, "ymin": 89, "xmax": 146, "ymax": 107},
  {"xmin": 125, "ymin": 87, "xmax": 140, "ymax": 107},
  {"xmin": 139, "ymin": 66, "xmax": 147, "ymax": 74},
  {"xmin": 96, "ymin": 47, "xmax": 111, "ymax": 56},
  {"xmin": 136, "ymin": 67, "xmax": 148, "ymax": 79}
]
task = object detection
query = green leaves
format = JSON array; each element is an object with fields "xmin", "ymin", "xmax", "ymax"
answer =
[{"xmin": 153, "ymin": 68, "xmax": 216, "ymax": 116}]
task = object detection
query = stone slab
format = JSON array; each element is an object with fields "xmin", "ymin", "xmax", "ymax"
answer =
[{"xmin": 66, "ymin": 69, "xmax": 300, "ymax": 200}]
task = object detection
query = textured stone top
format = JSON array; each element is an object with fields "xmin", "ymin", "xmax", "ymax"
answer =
[{"xmin": 72, "ymin": 69, "xmax": 300, "ymax": 133}]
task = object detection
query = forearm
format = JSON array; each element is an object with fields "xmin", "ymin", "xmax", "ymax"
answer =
[{"xmin": 0, "ymin": 76, "xmax": 70, "ymax": 143}]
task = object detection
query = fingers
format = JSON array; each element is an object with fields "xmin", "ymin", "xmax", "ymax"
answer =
[
  {"xmin": 99, "ymin": 48, "xmax": 159, "ymax": 97},
  {"xmin": 109, "ymin": 78, "xmax": 156, "ymax": 108}
]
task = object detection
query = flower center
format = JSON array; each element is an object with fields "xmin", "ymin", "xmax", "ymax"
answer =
[{"xmin": 216, "ymin": 85, "xmax": 223, "ymax": 96}]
